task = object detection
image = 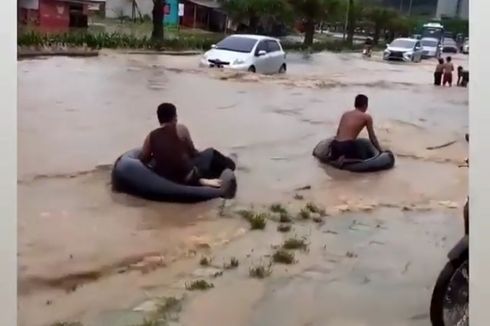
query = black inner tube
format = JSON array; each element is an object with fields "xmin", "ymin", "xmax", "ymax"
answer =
[
  {"xmin": 112, "ymin": 148, "xmax": 237, "ymax": 202},
  {"xmin": 312, "ymin": 138, "xmax": 395, "ymax": 173}
]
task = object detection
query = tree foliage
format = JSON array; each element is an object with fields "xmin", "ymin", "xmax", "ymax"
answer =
[
  {"xmin": 365, "ymin": 6, "xmax": 397, "ymax": 44},
  {"xmin": 219, "ymin": 0, "xmax": 293, "ymax": 34},
  {"xmin": 289, "ymin": 0, "xmax": 341, "ymax": 45}
]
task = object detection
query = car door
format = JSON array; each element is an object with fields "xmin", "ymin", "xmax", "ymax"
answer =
[
  {"xmin": 266, "ymin": 40, "xmax": 283, "ymax": 73},
  {"xmin": 253, "ymin": 40, "xmax": 269, "ymax": 73},
  {"xmin": 414, "ymin": 41, "xmax": 423, "ymax": 62}
]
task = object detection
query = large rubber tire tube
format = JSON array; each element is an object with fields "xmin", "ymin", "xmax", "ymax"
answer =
[
  {"xmin": 312, "ymin": 138, "xmax": 395, "ymax": 172},
  {"xmin": 111, "ymin": 148, "xmax": 237, "ymax": 203}
]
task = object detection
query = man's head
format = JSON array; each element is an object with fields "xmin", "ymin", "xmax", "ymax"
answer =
[
  {"xmin": 438, "ymin": 58, "xmax": 444, "ymax": 65},
  {"xmin": 446, "ymin": 56, "xmax": 452, "ymax": 63},
  {"xmin": 458, "ymin": 65, "xmax": 463, "ymax": 72},
  {"xmin": 354, "ymin": 94, "xmax": 369, "ymax": 112},
  {"xmin": 157, "ymin": 103, "xmax": 177, "ymax": 125}
]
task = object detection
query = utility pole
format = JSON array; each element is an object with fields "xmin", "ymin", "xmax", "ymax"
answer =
[
  {"xmin": 408, "ymin": 0, "xmax": 413, "ymax": 16},
  {"xmin": 399, "ymin": 0, "xmax": 403, "ymax": 13}
]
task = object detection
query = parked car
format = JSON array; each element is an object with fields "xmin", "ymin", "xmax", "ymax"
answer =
[
  {"xmin": 199, "ymin": 34, "xmax": 287, "ymax": 74},
  {"xmin": 383, "ymin": 38, "xmax": 424, "ymax": 62},
  {"xmin": 442, "ymin": 38, "xmax": 459, "ymax": 53},
  {"xmin": 420, "ymin": 37, "xmax": 442, "ymax": 58},
  {"xmin": 462, "ymin": 40, "xmax": 469, "ymax": 54}
]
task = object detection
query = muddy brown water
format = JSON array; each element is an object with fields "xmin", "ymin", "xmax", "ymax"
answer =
[{"xmin": 18, "ymin": 51, "xmax": 468, "ymax": 326}]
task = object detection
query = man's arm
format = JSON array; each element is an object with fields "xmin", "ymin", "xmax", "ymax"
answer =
[
  {"xmin": 139, "ymin": 134, "xmax": 152, "ymax": 164},
  {"xmin": 177, "ymin": 124, "xmax": 199, "ymax": 157},
  {"xmin": 365, "ymin": 114, "xmax": 382, "ymax": 152}
]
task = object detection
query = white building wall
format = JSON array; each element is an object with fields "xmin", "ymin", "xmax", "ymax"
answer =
[
  {"xmin": 436, "ymin": 0, "xmax": 469, "ymax": 19},
  {"xmin": 105, "ymin": 0, "xmax": 153, "ymax": 18}
]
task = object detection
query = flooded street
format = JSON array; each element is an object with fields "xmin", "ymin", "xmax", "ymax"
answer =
[{"xmin": 18, "ymin": 51, "xmax": 468, "ymax": 326}]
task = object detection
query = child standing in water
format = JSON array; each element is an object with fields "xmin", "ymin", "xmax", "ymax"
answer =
[
  {"xmin": 442, "ymin": 56, "xmax": 454, "ymax": 87},
  {"xmin": 434, "ymin": 58, "xmax": 444, "ymax": 86}
]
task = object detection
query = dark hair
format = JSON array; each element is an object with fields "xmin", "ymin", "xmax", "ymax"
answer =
[
  {"xmin": 438, "ymin": 58, "xmax": 444, "ymax": 64},
  {"xmin": 157, "ymin": 103, "xmax": 177, "ymax": 124},
  {"xmin": 458, "ymin": 65, "xmax": 463, "ymax": 71},
  {"xmin": 446, "ymin": 56, "xmax": 452, "ymax": 62},
  {"xmin": 354, "ymin": 94, "xmax": 368, "ymax": 109}
]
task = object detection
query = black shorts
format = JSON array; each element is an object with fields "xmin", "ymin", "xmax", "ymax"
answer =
[{"xmin": 329, "ymin": 140, "xmax": 361, "ymax": 160}]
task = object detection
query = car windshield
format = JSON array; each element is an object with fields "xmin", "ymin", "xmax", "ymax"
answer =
[
  {"xmin": 390, "ymin": 39, "xmax": 415, "ymax": 48},
  {"xmin": 215, "ymin": 36, "xmax": 258, "ymax": 53},
  {"xmin": 421, "ymin": 39, "xmax": 438, "ymax": 47}
]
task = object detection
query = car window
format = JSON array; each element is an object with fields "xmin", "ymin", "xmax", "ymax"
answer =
[
  {"xmin": 415, "ymin": 42, "xmax": 421, "ymax": 48},
  {"xmin": 215, "ymin": 36, "xmax": 258, "ymax": 53},
  {"xmin": 256, "ymin": 40, "xmax": 269, "ymax": 53},
  {"xmin": 267, "ymin": 40, "xmax": 281, "ymax": 52}
]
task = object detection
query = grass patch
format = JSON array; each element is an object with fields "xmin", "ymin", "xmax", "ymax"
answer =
[
  {"xmin": 134, "ymin": 320, "xmax": 160, "ymax": 326},
  {"xmin": 51, "ymin": 323, "xmax": 83, "ymax": 326},
  {"xmin": 18, "ymin": 30, "xmax": 220, "ymax": 51},
  {"xmin": 305, "ymin": 202, "xmax": 326, "ymax": 216},
  {"xmin": 298, "ymin": 208, "xmax": 311, "ymax": 220},
  {"xmin": 269, "ymin": 203, "xmax": 288, "ymax": 214},
  {"xmin": 244, "ymin": 212, "xmax": 268, "ymax": 230},
  {"xmin": 277, "ymin": 224, "xmax": 292, "ymax": 233},
  {"xmin": 199, "ymin": 256, "xmax": 212, "ymax": 266},
  {"xmin": 185, "ymin": 279, "xmax": 214, "ymax": 291},
  {"xmin": 279, "ymin": 211, "xmax": 293, "ymax": 223},
  {"xmin": 249, "ymin": 261, "xmax": 273, "ymax": 279},
  {"xmin": 236, "ymin": 209, "xmax": 254, "ymax": 220},
  {"xmin": 223, "ymin": 257, "xmax": 240, "ymax": 269},
  {"xmin": 282, "ymin": 237, "xmax": 309, "ymax": 251},
  {"xmin": 272, "ymin": 249, "xmax": 295, "ymax": 264},
  {"xmin": 293, "ymin": 193, "xmax": 304, "ymax": 200}
]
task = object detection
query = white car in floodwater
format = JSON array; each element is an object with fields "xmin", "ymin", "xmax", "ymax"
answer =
[
  {"xmin": 383, "ymin": 38, "xmax": 424, "ymax": 62},
  {"xmin": 199, "ymin": 34, "xmax": 287, "ymax": 74},
  {"xmin": 421, "ymin": 37, "xmax": 442, "ymax": 58}
]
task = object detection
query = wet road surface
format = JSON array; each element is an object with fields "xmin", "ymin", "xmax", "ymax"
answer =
[{"xmin": 18, "ymin": 50, "xmax": 468, "ymax": 326}]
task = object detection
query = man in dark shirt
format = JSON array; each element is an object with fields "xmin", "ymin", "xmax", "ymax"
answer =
[{"xmin": 139, "ymin": 103, "xmax": 234, "ymax": 188}]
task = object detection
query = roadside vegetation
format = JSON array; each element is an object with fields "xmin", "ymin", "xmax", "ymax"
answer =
[{"xmin": 18, "ymin": 0, "xmax": 467, "ymax": 53}]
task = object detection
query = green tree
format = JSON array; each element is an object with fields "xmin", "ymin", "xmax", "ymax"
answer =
[
  {"xmin": 220, "ymin": 0, "xmax": 292, "ymax": 34},
  {"xmin": 345, "ymin": 0, "xmax": 364, "ymax": 46},
  {"xmin": 387, "ymin": 14, "xmax": 417, "ymax": 37},
  {"xmin": 365, "ymin": 6, "xmax": 397, "ymax": 44},
  {"xmin": 152, "ymin": 0, "xmax": 165, "ymax": 46},
  {"xmin": 290, "ymin": 0, "xmax": 341, "ymax": 46}
]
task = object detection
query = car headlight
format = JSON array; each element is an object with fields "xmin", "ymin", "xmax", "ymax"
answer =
[{"xmin": 233, "ymin": 59, "xmax": 245, "ymax": 65}]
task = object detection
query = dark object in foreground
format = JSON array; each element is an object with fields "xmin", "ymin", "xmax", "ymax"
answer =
[
  {"xmin": 429, "ymin": 213, "xmax": 468, "ymax": 326},
  {"xmin": 112, "ymin": 148, "xmax": 237, "ymax": 202},
  {"xmin": 312, "ymin": 138, "xmax": 395, "ymax": 172},
  {"xmin": 430, "ymin": 136, "xmax": 468, "ymax": 326}
]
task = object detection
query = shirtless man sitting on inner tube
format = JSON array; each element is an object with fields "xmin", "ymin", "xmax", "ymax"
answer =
[
  {"xmin": 330, "ymin": 94, "xmax": 383, "ymax": 163},
  {"xmin": 139, "ymin": 103, "xmax": 231, "ymax": 188}
]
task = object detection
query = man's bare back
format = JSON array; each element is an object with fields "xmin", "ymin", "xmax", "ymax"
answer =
[
  {"xmin": 329, "ymin": 95, "xmax": 382, "ymax": 161},
  {"xmin": 335, "ymin": 109, "xmax": 370, "ymax": 141}
]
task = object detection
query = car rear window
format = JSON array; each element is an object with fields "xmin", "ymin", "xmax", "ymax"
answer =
[
  {"xmin": 215, "ymin": 36, "xmax": 258, "ymax": 53},
  {"xmin": 421, "ymin": 39, "xmax": 438, "ymax": 47}
]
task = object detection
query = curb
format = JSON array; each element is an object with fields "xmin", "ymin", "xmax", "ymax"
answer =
[{"xmin": 18, "ymin": 51, "xmax": 100, "ymax": 59}]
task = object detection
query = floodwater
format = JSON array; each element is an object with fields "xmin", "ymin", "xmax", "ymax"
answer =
[{"xmin": 18, "ymin": 51, "xmax": 468, "ymax": 326}]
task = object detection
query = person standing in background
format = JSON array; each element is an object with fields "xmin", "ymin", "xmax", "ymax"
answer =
[
  {"xmin": 434, "ymin": 58, "xmax": 444, "ymax": 86},
  {"xmin": 442, "ymin": 56, "xmax": 454, "ymax": 87}
]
